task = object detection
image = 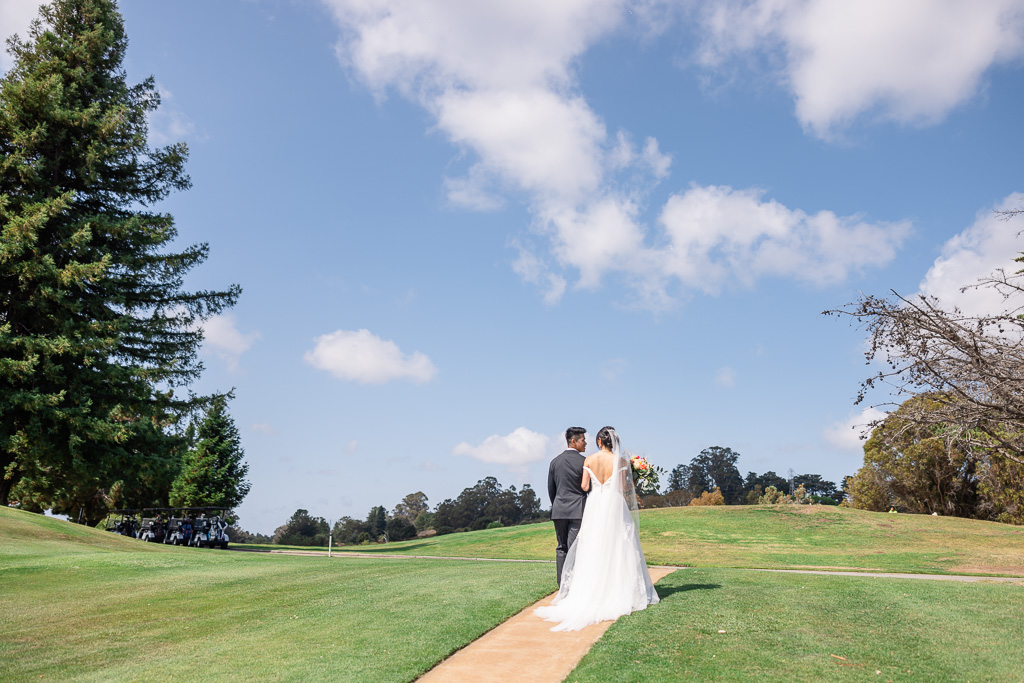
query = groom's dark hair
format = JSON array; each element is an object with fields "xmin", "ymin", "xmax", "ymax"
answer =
[{"xmin": 565, "ymin": 427, "xmax": 586, "ymax": 444}]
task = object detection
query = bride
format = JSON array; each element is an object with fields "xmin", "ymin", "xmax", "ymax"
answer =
[{"xmin": 534, "ymin": 426, "xmax": 660, "ymax": 631}]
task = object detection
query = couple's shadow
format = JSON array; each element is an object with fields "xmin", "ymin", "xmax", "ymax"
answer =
[{"xmin": 655, "ymin": 582, "xmax": 721, "ymax": 599}]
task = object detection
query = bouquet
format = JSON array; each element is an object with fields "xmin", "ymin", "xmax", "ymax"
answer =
[{"xmin": 628, "ymin": 453, "xmax": 664, "ymax": 496}]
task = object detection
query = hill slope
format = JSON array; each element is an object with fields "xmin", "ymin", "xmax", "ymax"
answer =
[
  {"xmin": 0, "ymin": 506, "xmax": 553, "ymax": 682},
  {"xmin": 318, "ymin": 504, "xmax": 1024, "ymax": 576},
  {"xmin": 0, "ymin": 506, "xmax": 178, "ymax": 560}
]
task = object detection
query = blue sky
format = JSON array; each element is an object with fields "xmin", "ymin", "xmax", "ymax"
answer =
[{"xmin": 3, "ymin": 1, "xmax": 1024, "ymax": 534}]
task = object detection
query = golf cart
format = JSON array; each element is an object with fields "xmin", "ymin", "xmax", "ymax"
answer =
[
  {"xmin": 162, "ymin": 507, "xmax": 203, "ymax": 546},
  {"xmin": 189, "ymin": 507, "xmax": 230, "ymax": 549},
  {"xmin": 137, "ymin": 509, "xmax": 167, "ymax": 543},
  {"xmin": 104, "ymin": 509, "xmax": 140, "ymax": 537}
]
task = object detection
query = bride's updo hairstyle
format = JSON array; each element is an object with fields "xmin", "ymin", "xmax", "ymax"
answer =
[{"xmin": 596, "ymin": 426, "xmax": 617, "ymax": 452}]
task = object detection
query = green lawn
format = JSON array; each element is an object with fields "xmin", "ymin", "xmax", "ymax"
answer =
[
  {"xmin": 6, "ymin": 505, "xmax": 1024, "ymax": 682},
  {"xmin": 570, "ymin": 567, "xmax": 1024, "ymax": 682},
  {"xmin": 0, "ymin": 507, "xmax": 555, "ymax": 682},
  {"xmin": 242, "ymin": 505, "xmax": 1024, "ymax": 576}
]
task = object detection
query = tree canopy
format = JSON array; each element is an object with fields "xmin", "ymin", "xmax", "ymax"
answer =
[
  {"xmin": 846, "ymin": 394, "xmax": 1023, "ymax": 523},
  {"xmin": 687, "ymin": 447, "xmax": 745, "ymax": 504},
  {"xmin": 392, "ymin": 491, "xmax": 428, "ymax": 523},
  {"xmin": 432, "ymin": 477, "xmax": 544, "ymax": 531},
  {"xmin": 273, "ymin": 509, "xmax": 329, "ymax": 546},
  {"xmin": 169, "ymin": 395, "xmax": 251, "ymax": 510},
  {"xmin": 0, "ymin": 0, "xmax": 238, "ymax": 521}
]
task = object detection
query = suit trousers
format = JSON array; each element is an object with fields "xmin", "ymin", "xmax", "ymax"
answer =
[{"xmin": 553, "ymin": 518, "xmax": 583, "ymax": 587}]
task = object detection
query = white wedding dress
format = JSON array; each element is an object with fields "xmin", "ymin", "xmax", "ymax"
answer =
[{"xmin": 534, "ymin": 462, "xmax": 660, "ymax": 632}]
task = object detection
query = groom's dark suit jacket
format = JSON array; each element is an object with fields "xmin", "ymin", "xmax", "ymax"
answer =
[{"xmin": 548, "ymin": 449, "xmax": 587, "ymax": 520}]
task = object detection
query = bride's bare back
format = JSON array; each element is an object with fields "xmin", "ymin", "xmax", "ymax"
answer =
[{"xmin": 581, "ymin": 450, "xmax": 620, "ymax": 490}]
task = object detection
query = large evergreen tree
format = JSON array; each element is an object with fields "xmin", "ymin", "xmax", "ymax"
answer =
[
  {"xmin": 0, "ymin": 0, "xmax": 238, "ymax": 519},
  {"xmin": 169, "ymin": 395, "xmax": 250, "ymax": 509}
]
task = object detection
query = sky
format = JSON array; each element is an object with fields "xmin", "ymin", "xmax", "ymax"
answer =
[{"xmin": 3, "ymin": 0, "xmax": 1024, "ymax": 534}]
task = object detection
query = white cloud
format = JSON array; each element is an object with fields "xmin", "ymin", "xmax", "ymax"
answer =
[
  {"xmin": 824, "ymin": 406, "xmax": 888, "ymax": 451},
  {"xmin": 452, "ymin": 427, "xmax": 550, "ymax": 467},
  {"xmin": 345, "ymin": 439, "xmax": 358, "ymax": 454},
  {"xmin": 0, "ymin": 1, "xmax": 45, "ymax": 72},
  {"xmin": 601, "ymin": 358, "xmax": 628, "ymax": 382},
  {"xmin": 697, "ymin": 0, "xmax": 1024, "ymax": 138},
  {"xmin": 251, "ymin": 423, "xmax": 275, "ymax": 435},
  {"xmin": 919, "ymin": 193, "xmax": 1024, "ymax": 316},
  {"xmin": 148, "ymin": 109, "xmax": 197, "ymax": 146},
  {"xmin": 511, "ymin": 243, "xmax": 567, "ymax": 306},
  {"xmin": 322, "ymin": 0, "xmax": 910, "ymax": 308},
  {"xmin": 657, "ymin": 184, "xmax": 911, "ymax": 293},
  {"xmin": 202, "ymin": 313, "xmax": 259, "ymax": 371},
  {"xmin": 146, "ymin": 82, "xmax": 199, "ymax": 145},
  {"xmin": 715, "ymin": 366, "xmax": 737, "ymax": 388},
  {"xmin": 304, "ymin": 328, "xmax": 438, "ymax": 384}
]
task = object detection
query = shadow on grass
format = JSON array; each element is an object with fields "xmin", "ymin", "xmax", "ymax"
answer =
[{"xmin": 655, "ymin": 583, "xmax": 722, "ymax": 599}]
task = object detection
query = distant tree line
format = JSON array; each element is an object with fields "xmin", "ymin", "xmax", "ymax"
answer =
[
  {"xmin": 263, "ymin": 478, "xmax": 546, "ymax": 546},
  {"xmin": 642, "ymin": 446, "xmax": 842, "ymax": 508}
]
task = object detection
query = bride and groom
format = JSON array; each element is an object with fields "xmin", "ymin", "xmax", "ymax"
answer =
[{"xmin": 535, "ymin": 426, "xmax": 660, "ymax": 632}]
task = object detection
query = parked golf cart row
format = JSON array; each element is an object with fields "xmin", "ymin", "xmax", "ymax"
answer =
[{"xmin": 105, "ymin": 507, "xmax": 231, "ymax": 549}]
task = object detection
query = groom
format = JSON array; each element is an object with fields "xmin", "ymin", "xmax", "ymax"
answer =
[{"xmin": 548, "ymin": 426, "xmax": 587, "ymax": 586}]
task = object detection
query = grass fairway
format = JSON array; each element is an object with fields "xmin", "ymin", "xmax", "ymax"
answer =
[
  {"xmin": 570, "ymin": 567, "xmax": 1024, "ymax": 682},
  {"xmin": 246, "ymin": 505, "xmax": 1024, "ymax": 576},
  {"xmin": 0, "ymin": 507, "xmax": 555, "ymax": 682},
  {"xmin": 6, "ymin": 505, "xmax": 1024, "ymax": 681}
]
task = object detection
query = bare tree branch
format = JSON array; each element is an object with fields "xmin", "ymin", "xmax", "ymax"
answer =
[{"xmin": 824, "ymin": 209, "xmax": 1024, "ymax": 467}]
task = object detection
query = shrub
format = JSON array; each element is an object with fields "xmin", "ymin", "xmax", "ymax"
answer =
[
  {"xmin": 470, "ymin": 517, "xmax": 493, "ymax": 531},
  {"xmin": 355, "ymin": 532, "xmax": 370, "ymax": 544},
  {"xmin": 791, "ymin": 484, "xmax": 812, "ymax": 505},
  {"xmin": 435, "ymin": 526, "xmax": 455, "ymax": 536},
  {"xmin": 758, "ymin": 485, "xmax": 790, "ymax": 504},
  {"xmin": 486, "ymin": 520, "xmax": 503, "ymax": 529},
  {"xmin": 663, "ymin": 489, "xmax": 694, "ymax": 507},
  {"xmin": 688, "ymin": 488, "xmax": 725, "ymax": 506},
  {"xmin": 744, "ymin": 485, "xmax": 764, "ymax": 505}
]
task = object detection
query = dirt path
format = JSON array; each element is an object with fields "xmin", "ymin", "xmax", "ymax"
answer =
[{"xmin": 416, "ymin": 566, "xmax": 678, "ymax": 683}]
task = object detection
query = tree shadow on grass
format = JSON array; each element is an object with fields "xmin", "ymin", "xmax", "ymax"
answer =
[{"xmin": 655, "ymin": 582, "xmax": 722, "ymax": 599}]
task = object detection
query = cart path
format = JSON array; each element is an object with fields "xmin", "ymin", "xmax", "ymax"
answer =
[
  {"xmin": 415, "ymin": 566, "xmax": 678, "ymax": 683},
  {"xmin": 230, "ymin": 547, "xmax": 1024, "ymax": 582}
]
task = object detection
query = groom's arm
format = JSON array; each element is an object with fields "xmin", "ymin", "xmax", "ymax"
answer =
[{"xmin": 547, "ymin": 458, "xmax": 557, "ymax": 505}]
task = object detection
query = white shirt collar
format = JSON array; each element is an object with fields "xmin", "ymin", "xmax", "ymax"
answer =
[{"xmin": 567, "ymin": 448, "xmax": 584, "ymax": 456}]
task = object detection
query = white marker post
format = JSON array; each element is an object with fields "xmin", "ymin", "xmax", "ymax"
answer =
[{"xmin": 328, "ymin": 519, "xmax": 332, "ymax": 558}]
